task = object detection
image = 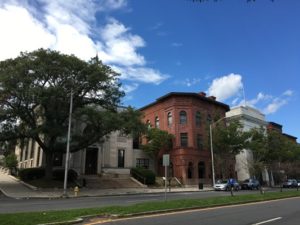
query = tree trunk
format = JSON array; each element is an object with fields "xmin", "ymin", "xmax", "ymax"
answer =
[{"xmin": 44, "ymin": 151, "xmax": 53, "ymax": 180}]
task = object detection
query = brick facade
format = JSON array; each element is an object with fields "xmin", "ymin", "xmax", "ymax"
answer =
[{"xmin": 140, "ymin": 92, "xmax": 229, "ymax": 185}]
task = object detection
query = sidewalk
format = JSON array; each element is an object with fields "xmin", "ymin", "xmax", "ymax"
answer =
[{"xmin": 0, "ymin": 171, "xmax": 212, "ymax": 199}]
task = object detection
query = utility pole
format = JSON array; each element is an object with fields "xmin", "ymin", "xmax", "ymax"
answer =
[{"xmin": 63, "ymin": 90, "xmax": 73, "ymax": 197}]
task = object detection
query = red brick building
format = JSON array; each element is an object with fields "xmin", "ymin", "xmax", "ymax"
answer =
[{"xmin": 140, "ymin": 92, "xmax": 230, "ymax": 185}]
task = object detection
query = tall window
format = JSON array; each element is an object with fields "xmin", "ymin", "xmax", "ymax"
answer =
[
  {"xmin": 195, "ymin": 111, "xmax": 201, "ymax": 127},
  {"xmin": 196, "ymin": 134, "xmax": 203, "ymax": 150},
  {"xmin": 179, "ymin": 111, "xmax": 187, "ymax": 124},
  {"xmin": 155, "ymin": 116, "xmax": 160, "ymax": 128},
  {"xmin": 180, "ymin": 133, "xmax": 188, "ymax": 147},
  {"xmin": 167, "ymin": 112, "xmax": 172, "ymax": 127},
  {"xmin": 146, "ymin": 120, "xmax": 151, "ymax": 129},
  {"xmin": 207, "ymin": 113, "xmax": 212, "ymax": 123},
  {"xmin": 118, "ymin": 149, "xmax": 125, "ymax": 168},
  {"xmin": 30, "ymin": 141, "xmax": 35, "ymax": 159}
]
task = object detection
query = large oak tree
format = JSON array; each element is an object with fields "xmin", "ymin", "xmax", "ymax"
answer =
[{"xmin": 0, "ymin": 49, "xmax": 144, "ymax": 178}]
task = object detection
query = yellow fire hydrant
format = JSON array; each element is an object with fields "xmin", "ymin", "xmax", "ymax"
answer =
[{"xmin": 74, "ymin": 186, "xmax": 79, "ymax": 197}]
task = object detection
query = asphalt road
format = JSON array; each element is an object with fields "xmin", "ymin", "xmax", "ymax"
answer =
[
  {"xmin": 0, "ymin": 189, "xmax": 274, "ymax": 214},
  {"xmin": 84, "ymin": 197, "xmax": 300, "ymax": 225}
]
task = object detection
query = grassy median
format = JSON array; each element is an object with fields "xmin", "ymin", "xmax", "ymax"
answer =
[{"xmin": 1, "ymin": 190, "xmax": 300, "ymax": 225}]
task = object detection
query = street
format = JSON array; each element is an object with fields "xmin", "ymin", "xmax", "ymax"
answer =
[
  {"xmin": 0, "ymin": 189, "xmax": 275, "ymax": 214},
  {"xmin": 84, "ymin": 197, "xmax": 300, "ymax": 225}
]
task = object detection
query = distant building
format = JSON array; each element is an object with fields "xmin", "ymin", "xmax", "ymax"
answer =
[
  {"xmin": 140, "ymin": 91, "xmax": 230, "ymax": 185},
  {"xmin": 226, "ymin": 105, "xmax": 268, "ymax": 181}
]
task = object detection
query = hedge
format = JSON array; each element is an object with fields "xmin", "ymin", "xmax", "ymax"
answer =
[
  {"xmin": 131, "ymin": 167, "xmax": 156, "ymax": 185},
  {"xmin": 19, "ymin": 167, "xmax": 45, "ymax": 181},
  {"xmin": 19, "ymin": 168, "xmax": 77, "ymax": 181}
]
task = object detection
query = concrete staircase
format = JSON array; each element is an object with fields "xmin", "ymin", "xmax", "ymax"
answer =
[{"xmin": 81, "ymin": 174, "xmax": 145, "ymax": 189}]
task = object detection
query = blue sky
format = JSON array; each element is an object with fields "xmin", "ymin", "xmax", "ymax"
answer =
[{"xmin": 0, "ymin": 0, "xmax": 299, "ymax": 139}]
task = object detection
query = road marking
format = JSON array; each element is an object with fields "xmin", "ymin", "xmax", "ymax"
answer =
[{"xmin": 252, "ymin": 217, "xmax": 282, "ymax": 225}]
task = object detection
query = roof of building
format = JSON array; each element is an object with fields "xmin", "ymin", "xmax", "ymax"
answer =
[
  {"xmin": 268, "ymin": 121, "xmax": 283, "ymax": 129},
  {"xmin": 139, "ymin": 92, "xmax": 230, "ymax": 111},
  {"xmin": 282, "ymin": 133, "xmax": 298, "ymax": 140}
]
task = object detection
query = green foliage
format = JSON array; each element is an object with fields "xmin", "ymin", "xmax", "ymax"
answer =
[
  {"xmin": 212, "ymin": 119, "xmax": 250, "ymax": 178},
  {"xmin": 4, "ymin": 153, "xmax": 18, "ymax": 169},
  {"xmin": 141, "ymin": 128, "xmax": 174, "ymax": 157},
  {"xmin": 131, "ymin": 167, "xmax": 156, "ymax": 185},
  {"xmin": 19, "ymin": 168, "xmax": 45, "ymax": 181},
  {"xmin": 52, "ymin": 168, "xmax": 78, "ymax": 181}
]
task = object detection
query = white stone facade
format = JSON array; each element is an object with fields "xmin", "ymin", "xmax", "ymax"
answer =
[
  {"xmin": 15, "ymin": 131, "xmax": 153, "ymax": 176},
  {"xmin": 226, "ymin": 106, "xmax": 267, "ymax": 181}
]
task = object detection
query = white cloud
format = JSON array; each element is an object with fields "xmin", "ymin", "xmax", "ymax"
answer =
[
  {"xmin": 113, "ymin": 66, "xmax": 169, "ymax": 84},
  {"xmin": 174, "ymin": 78, "xmax": 201, "ymax": 87},
  {"xmin": 0, "ymin": 0, "xmax": 168, "ymax": 89},
  {"xmin": 207, "ymin": 73, "xmax": 243, "ymax": 101},
  {"xmin": 120, "ymin": 83, "xmax": 139, "ymax": 93},
  {"xmin": 263, "ymin": 98, "xmax": 288, "ymax": 115},
  {"xmin": 0, "ymin": 4, "xmax": 56, "ymax": 60},
  {"xmin": 246, "ymin": 92, "xmax": 272, "ymax": 106},
  {"xmin": 171, "ymin": 42, "xmax": 183, "ymax": 47},
  {"xmin": 98, "ymin": 18, "xmax": 146, "ymax": 66},
  {"xmin": 283, "ymin": 89, "xmax": 293, "ymax": 96}
]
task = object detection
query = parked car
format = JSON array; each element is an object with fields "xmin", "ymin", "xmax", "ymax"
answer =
[
  {"xmin": 297, "ymin": 180, "xmax": 300, "ymax": 187},
  {"xmin": 282, "ymin": 179, "xmax": 298, "ymax": 188},
  {"xmin": 241, "ymin": 178, "xmax": 260, "ymax": 190},
  {"xmin": 214, "ymin": 179, "xmax": 240, "ymax": 191}
]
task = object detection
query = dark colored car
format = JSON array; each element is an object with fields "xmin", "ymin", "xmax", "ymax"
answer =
[
  {"xmin": 282, "ymin": 179, "xmax": 298, "ymax": 188},
  {"xmin": 241, "ymin": 178, "xmax": 260, "ymax": 190}
]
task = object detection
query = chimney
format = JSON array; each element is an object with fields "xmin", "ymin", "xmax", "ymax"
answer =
[
  {"xmin": 199, "ymin": 92, "xmax": 206, "ymax": 97},
  {"xmin": 208, "ymin": 96, "xmax": 216, "ymax": 101}
]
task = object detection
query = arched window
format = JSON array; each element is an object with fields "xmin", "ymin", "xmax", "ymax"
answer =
[
  {"xmin": 146, "ymin": 120, "xmax": 151, "ymax": 129},
  {"xmin": 155, "ymin": 116, "xmax": 159, "ymax": 128},
  {"xmin": 179, "ymin": 111, "xmax": 187, "ymax": 124},
  {"xmin": 167, "ymin": 112, "xmax": 172, "ymax": 127},
  {"xmin": 195, "ymin": 111, "xmax": 201, "ymax": 127}
]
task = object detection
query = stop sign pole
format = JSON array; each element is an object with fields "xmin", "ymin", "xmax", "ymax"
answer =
[{"xmin": 163, "ymin": 154, "xmax": 170, "ymax": 201}]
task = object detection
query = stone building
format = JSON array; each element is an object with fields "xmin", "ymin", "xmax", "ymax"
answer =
[
  {"xmin": 15, "ymin": 132, "xmax": 153, "ymax": 177},
  {"xmin": 226, "ymin": 105, "xmax": 268, "ymax": 181}
]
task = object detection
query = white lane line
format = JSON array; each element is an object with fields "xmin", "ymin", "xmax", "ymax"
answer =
[{"xmin": 252, "ymin": 217, "xmax": 282, "ymax": 225}]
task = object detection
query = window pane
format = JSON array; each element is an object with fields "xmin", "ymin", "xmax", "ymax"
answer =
[
  {"xmin": 180, "ymin": 111, "xmax": 187, "ymax": 124},
  {"xmin": 195, "ymin": 111, "xmax": 201, "ymax": 127},
  {"xmin": 155, "ymin": 116, "xmax": 159, "ymax": 128},
  {"xmin": 180, "ymin": 133, "xmax": 188, "ymax": 147},
  {"xmin": 167, "ymin": 112, "xmax": 172, "ymax": 127}
]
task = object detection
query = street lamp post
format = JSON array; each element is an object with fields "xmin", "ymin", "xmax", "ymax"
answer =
[
  {"xmin": 210, "ymin": 116, "xmax": 227, "ymax": 187},
  {"xmin": 63, "ymin": 90, "xmax": 73, "ymax": 197}
]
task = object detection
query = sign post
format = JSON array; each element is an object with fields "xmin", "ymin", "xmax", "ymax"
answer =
[{"xmin": 163, "ymin": 154, "xmax": 170, "ymax": 201}]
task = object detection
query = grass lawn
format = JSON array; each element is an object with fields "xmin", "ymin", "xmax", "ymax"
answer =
[{"xmin": 1, "ymin": 191, "xmax": 300, "ymax": 225}]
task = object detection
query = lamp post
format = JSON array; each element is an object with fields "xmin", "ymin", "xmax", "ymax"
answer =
[
  {"xmin": 63, "ymin": 90, "xmax": 73, "ymax": 197},
  {"xmin": 210, "ymin": 116, "xmax": 227, "ymax": 187}
]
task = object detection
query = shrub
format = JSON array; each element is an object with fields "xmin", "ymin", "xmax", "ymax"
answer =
[
  {"xmin": 52, "ymin": 168, "xmax": 78, "ymax": 181},
  {"xmin": 19, "ymin": 168, "xmax": 45, "ymax": 181},
  {"xmin": 131, "ymin": 167, "xmax": 156, "ymax": 185},
  {"xmin": 4, "ymin": 153, "xmax": 18, "ymax": 169}
]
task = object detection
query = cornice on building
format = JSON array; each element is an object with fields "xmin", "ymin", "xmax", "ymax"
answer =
[{"xmin": 139, "ymin": 92, "xmax": 229, "ymax": 111}]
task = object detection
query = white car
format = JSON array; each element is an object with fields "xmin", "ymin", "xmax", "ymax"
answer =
[{"xmin": 214, "ymin": 179, "xmax": 240, "ymax": 191}]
